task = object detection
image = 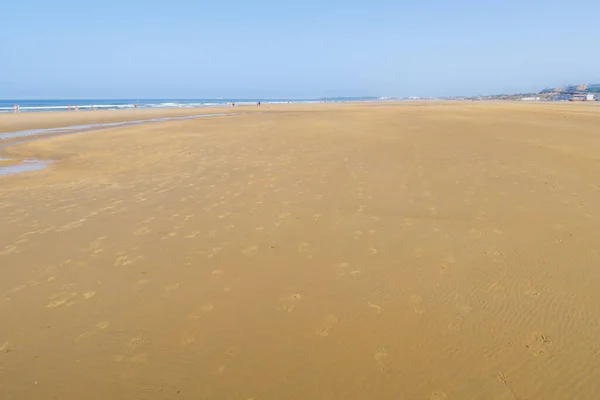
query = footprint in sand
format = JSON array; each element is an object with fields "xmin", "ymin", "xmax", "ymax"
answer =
[
  {"xmin": 75, "ymin": 331, "xmax": 94, "ymax": 343},
  {"xmin": 207, "ymin": 247, "xmax": 223, "ymax": 259},
  {"xmin": 75, "ymin": 321, "xmax": 111, "ymax": 343},
  {"xmin": 224, "ymin": 346, "xmax": 241, "ymax": 357},
  {"xmin": 133, "ymin": 226, "xmax": 151, "ymax": 236},
  {"xmin": 448, "ymin": 315, "xmax": 463, "ymax": 332},
  {"xmin": 368, "ymin": 247, "xmax": 378, "ymax": 255},
  {"xmin": 83, "ymin": 291, "xmax": 96, "ymax": 300},
  {"xmin": 46, "ymin": 292, "xmax": 78, "ymax": 308},
  {"xmin": 337, "ymin": 262, "xmax": 350, "ymax": 269},
  {"xmin": 316, "ymin": 315, "xmax": 338, "ymax": 337},
  {"xmin": 189, "ymin": 303, "xmax": 214, "ymax": 320},
  {"xmin": 525, "ymin": 332, "xmax": 551, "ymax": 357},
  {"xmin": 276, "ymin": 293, "xmax": 302, "ymax": 312},
  {"xmin": 313, "ymin": 214, "xmax": 322, "ymax": 221},
  {"xmin": 525, "ymin": 285, "xmax": 541, "ymax": 298},
  {"xmin": 430, "ymin": 391, "xmax": 448, "ymax": 400},
  {"xmin": 215, "ymin": 364, "xmax": 227, "ymax": 375},
  {"xmin": 114, "ymin": 253, "xmax": 133, "ymax": 267},
  {"xmin": 443, "ymin": 253, "xmax": 456, "ymax": 264},
  {"xmin": 180, "ymin": 330, "xmax": 196, "ymax": 346},
  {"xmin": 0, "ymin": 245, "xmax": 18, "ymax": 256},
  {"xmin": 130, "ymin": 353, "xmax": 149, "ymax": 364},
  {"xmin": 96, "ymin": 321, "xmax": 110, "ymax": 329},
  {"xmin": 120, "ymin": 353, "xmax": 149, "ymax": 379},
  {"xmin": 133, "ymin": 279, "xmax": 150, "ymax": 291},
  {"xmin": 127, "ymin": 337, "xmax": 146, "ymax": 351},
  {"xmin": 211, "ymin": 270, "xmax": 224, "ymax": 279},
  {"xmin": 242, "ymin": 245, "xmax": 258, "ymax": 257},
  {"xmin": 485, "ymin": 250, "xmax": 506, "ymax": 263},
  {"xmin": 91, "ymin": 248, "xmax": 104, "ymax": 257},
  {"xmin": 161, "ymin": 231, "xmax": 177, "ymax": 239},
  {"xmin": 368, "ymin": 302, "xmax": 382, "ymax": 315},
  {"xmin": 414, "ymin": 247, "xmax": 425, "ymax": 258},
  {"xmin": 297, "ymin": 242, "xmax": 310, "ymax": 253},
  {"xmin": 374, "ymin": 348, "xmax": 390, "ymax": 373},
  {"xmin": 454, "ymin": 294, "xmax": 472, "ymax": 315},
  {"xmin": 165, "ymin": 283, "xmax": 180, "ymax": 297},
  {"xmin": 409, "ymin": 294, "xmax": 426, "ymax": 315},
  {"xmin": 3, "ymin": 284, "xmax": 26, "ymax": 297}
]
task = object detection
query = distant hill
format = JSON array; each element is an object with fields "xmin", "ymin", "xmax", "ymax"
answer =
[
  {"xmin": 318, "ymin": 96, "xmax": 379, "ymax": 101},
  {"xmin": 540, "ymin": 84, "xmax": 600, "ymax": 94}
]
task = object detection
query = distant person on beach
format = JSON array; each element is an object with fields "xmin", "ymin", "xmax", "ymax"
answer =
[
  {"xmin": 14, "ymin": 104, "xmax": 19, "ymax": 113},
  {"xmin": 68, "ymin": 105, "xmax": 71, "ymax": 111},
  {"xmin": 75, "ymin": 105, "xmax": 79, "ymax": 112}
]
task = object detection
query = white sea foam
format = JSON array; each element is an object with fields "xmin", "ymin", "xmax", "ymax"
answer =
[{"xmin": 0, "ymin": 104, "xmax": 134, "ymax": 111}]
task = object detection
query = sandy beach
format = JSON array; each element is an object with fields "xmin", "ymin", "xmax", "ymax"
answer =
[{"xmin": 1, "ymin": 102, "xmax": 600, "ymax": 399}]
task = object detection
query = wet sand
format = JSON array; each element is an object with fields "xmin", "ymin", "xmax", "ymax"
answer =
[
  {"xmin": 1, "ymin": 102, "xmax": 600, "ymax": 399},
  {"xmin": 0, "ymin": 107, "xmax": 250, "ymax": 133}
]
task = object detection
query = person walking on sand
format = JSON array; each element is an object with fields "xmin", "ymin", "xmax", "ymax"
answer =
[
  {"xmin": 75, "ymin": 105, "xmax": 78, "ymax": 112},
  {"xmin": 14, "ymin": 104, "xmax": 20, "ymax": 113},
  {"xmin": 68, "ymin": 105, "xmax": 71, "ymax": 111}
]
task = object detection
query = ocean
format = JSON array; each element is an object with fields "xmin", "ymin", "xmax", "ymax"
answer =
[{"xmin": 0, "ymin": 98, "xmax": 380, "ymax": 113}]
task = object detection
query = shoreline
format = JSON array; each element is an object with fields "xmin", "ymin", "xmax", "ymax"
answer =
[{"xmin": 3, "ymin": 99, "xmax": 597, "ymax": 134}]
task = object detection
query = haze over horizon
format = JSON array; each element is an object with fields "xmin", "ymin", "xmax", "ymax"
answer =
[{"xmin": 2, "ymin": 0, "xmax": 599, "ymax": 99}]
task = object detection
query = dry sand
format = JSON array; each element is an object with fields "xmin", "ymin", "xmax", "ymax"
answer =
[{"xmin": 1, "ymin": 102, "xmax": 600, "ymax": 399}]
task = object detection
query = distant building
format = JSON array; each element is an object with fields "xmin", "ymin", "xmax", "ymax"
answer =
[
  {"xmin": 551, "ymin": 93, "xmax": 572, "ymax": 101},
  {"xmin": 586, "ymin": 93, "xmax": 596, "ymax": 101},
  {"xmin": 521, "ymin": 97, "xmax": 541, "ymax": 101},
  {"xmin": 571, "ymin": 92, "xmax": 588, "ymax": 101}
]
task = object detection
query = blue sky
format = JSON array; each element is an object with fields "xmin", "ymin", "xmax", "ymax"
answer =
[{"xmin": 1, "ymin": 0, "xmax": 599, "ymax": 99}]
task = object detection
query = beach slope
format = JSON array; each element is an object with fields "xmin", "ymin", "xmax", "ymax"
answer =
[{"xmin": 1, "ymin": 102, "xmax": 600, "ymax": 399}]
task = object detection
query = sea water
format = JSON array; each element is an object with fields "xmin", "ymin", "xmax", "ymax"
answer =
[{"xmin": 0, "ymin": 97, "xmax": 379, "ymax": 113}]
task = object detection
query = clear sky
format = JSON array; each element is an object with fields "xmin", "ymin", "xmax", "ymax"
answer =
[{"xmin": 1, "ymin": 0, "xmax": 599, "ymax": 99}]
